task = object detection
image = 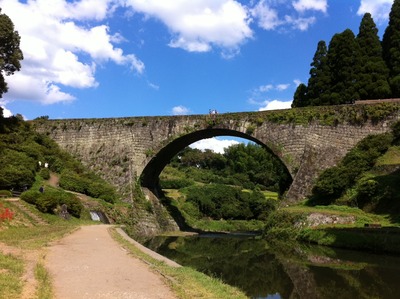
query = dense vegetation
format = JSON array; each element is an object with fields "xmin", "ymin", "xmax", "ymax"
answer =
[
  {"xmin": 160, "ymin": 143, "xmax": 290, "ymax": 227},
  {"xmin": 181, "ymin": 184, "xmax": 275, "ymax": 221},
  {"xmin": 292, "ymin": 0, "xmax": 400, "ymax": 106},
  {"xmin": 0, "ymin": 109, "xmax": 118, "ymax": 217},
  {"xmin": 0, "ymin": 8, "xmax": 23, "ymax": 98},
  {"xmin": 162, "ymin": 143, "xmax": 291, "ymax": 193},
  {"xmin": 308, "ymin": 121, "xmax": 400, "ymax": 218}
]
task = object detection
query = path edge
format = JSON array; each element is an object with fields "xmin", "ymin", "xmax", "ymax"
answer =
[{"xmin": 114, "ymin": 227, "xmax": 181, "ymax": 268}]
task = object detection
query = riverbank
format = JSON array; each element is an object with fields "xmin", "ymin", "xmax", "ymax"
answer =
[
  {"xmin": 299, "ymin": 226, "xmax": 400, "ymax": 254},
  {"xmin": 264, "ymin": 205, "xmax": 400, "ymax": 254}
]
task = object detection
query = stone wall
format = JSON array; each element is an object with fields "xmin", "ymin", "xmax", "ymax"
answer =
[
  {"xmin": 33, "ymin": 104, "xmax": 400, "ymax": 234},
  {"xmin": 34, "ymin": 106, "xmax": 400, "ymax": 203}
]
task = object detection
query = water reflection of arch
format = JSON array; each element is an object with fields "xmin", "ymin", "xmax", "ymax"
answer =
[{"xmin": 140, "ymin": 128, "xmax": 292, "ymax": 193}]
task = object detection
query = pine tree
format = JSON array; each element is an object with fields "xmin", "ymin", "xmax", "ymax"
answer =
[
  {"xmin": 382, "ymin": 0, "xmax": 400, "ymax": 97},
  {"xmin": 326, "ymin": 29, "xmax": 361, "ymax": 104},
  {"xmin": 357, "ymin": 13, "xmax": 391, "ymax": 100},
  {"xmin": 306, "ymin": 40, "xmax": 332, "ymax": 105},
  {"xmin": 292, "ymin": 83, "xmax": 308, "ymax": 107}
]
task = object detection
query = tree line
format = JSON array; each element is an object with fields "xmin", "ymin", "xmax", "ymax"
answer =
[
  {"xmin": 163, "ymin": 143, "xmax": 291, "ymax": 194},
  {"xmin": 160, "ymin": 143, "xmax": 291, "ymax": 221},
  {"xmin": 293, "ymin": 0, "xmax": 400, "ymax": 107}
]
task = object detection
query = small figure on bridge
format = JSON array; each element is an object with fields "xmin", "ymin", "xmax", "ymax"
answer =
[{"xmin": 209, "ymin": 109, "xmax": 218, "ymax": 122}]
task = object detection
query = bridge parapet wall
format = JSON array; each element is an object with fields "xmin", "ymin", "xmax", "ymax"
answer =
[{"xmin": 34, "ymin": 103, "xmax": 400, "ymax": 203}]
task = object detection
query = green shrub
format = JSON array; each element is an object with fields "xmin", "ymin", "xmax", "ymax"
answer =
[
  {"xmin": 59, "ymin": 171, "xmax": 86, "ymax": 193},
  {"xmin": 21, "ymin": 188, "xmax": 83, "ymax": 218},
  {"xmin": 87, "ymin": 182, "xmax": 116, "ymax": 204},
  {"xmin": 58, "ymin": 192, "xmax": 83, "ymax": 218},
  {"xmin": 38, "ymin": 168, "xmax": 50, "ymax": 180},
  {"xmin": 35, "ymin": 191, "xmax": 59, "ymax": 214},
  {"xmin": 160, "ymin": 178, "xmax": 194, "ymax": 189},
  {"xmin": 59, "ymin": 170, "xmax": 118, "ymax": 203},
  {"xmin": 263, "ymin": 210, "xmax": 305, "ymax": 241},
  {"xmin": 310, "ymin": 133, "xmax": 393, "ymax": 205},
  {"xmin": 181, "ymin": 184, "xmax": 274, "ymax": 221},
  {"xmin": 21, "ymin": 190, "xmax": 41, "ymax": 204},
  {"xmin": 0, "ymin": 190, "xmax": 12, "ymax": 197}
]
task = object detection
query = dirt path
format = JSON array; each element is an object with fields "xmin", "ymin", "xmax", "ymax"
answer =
[{"xmin": 45, "ymin": 225, "xmax": 177, "ymax": 299}]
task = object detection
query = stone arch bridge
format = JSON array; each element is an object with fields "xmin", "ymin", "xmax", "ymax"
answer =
[{"xmin": 34, "ymin": 103, "xmax": 400, "ymax": 204}]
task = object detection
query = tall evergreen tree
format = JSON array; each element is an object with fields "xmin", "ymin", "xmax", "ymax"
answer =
[
  {"xmin": 0, "ymin": 9, "xmax": 23, "ymax": 98},
  {"xmin": 326, "ymin": 29, "xmax": 361, "ymax": 104},
  {"xmin": 306, "ymin": 40, "xmax": 331, "ymax": 105},
  {"xmin": 356, "ymin": 13, "xmax": 391, "ymax": 100},
  {"xmin": 292, "ymin": 83, "xmax": 308, "ymax": 107},
  {"xmin": 382, "ymin": 0, "xmax": 400, "ymax": 97}
]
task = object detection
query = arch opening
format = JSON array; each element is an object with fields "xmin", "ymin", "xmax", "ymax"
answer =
[{"xmin": 140, "ymin": 128, "xmax": 293, "ymax": 195}]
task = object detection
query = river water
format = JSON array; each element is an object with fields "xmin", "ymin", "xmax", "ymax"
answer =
[{"xmin": 144, "ymin": 233, "xmax": 400, "ymax": 299}]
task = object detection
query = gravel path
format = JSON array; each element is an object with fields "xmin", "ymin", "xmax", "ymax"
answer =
[{"xmin": 45, "ymin": 225, "xmax": 177, "ymax": 299}]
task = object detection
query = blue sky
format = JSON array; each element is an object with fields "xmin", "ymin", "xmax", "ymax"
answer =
[{"xmin": 0, "ymin": 0, "xmax": 395, "ymax": 151}]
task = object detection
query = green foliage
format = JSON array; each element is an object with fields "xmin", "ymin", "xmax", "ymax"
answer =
[
  {"xmin": 327, "ymin": 29, "xmax": 361, "ymax": 104},
  {"xmin": 21, "ymin": 188, "xmax": 83, "ymax": 218},
  {"xmin": 160, "ymin": 178, "xmax": 194, "ymax": 189},
  {"xmin": 38, "ymin": 168, "xmax": 50, "ymax": 180},
  {"xmin": 382, "ymin": 0, "xmax": 400, "ymax": 97},
  {"xmin": 263, "ymin": 210, "xmax": 305, "ymax": 241},
  {"xmin": 308, "ymin": 127, "xmax": 400, "ymax": 218},
  {"xmin": 0, "ymin": 190, "xmax": 12, "ymax": 197},
  {"xmin": 311, "ymin": 133, "xmax": 393, "ymax": 205},
  {"xmin": 58, "ymin": 171, "xmax": 86, "ymax": 193},
  {"xmin": 356, "ymin": 13, "xmax": 391, "ymax": 100},
  {"xmin": 306, "ymin": 40, "xmax": 331, "ymax": 106},
  {"xmin": 292, "ymin": 83, "xmax": 308, "ymax": 108},
  {"xmin": 0, "ymin": 9, "xmax": 23, "ymax": 98},
  {"xmin": 20, "ymin": 190, "xmax": 41, "ymax": 205},
  {"xmin": 166, "ymin": 144, "xmax": 291, "ymax": 194},
  {"xmin": 296, "ymin": 0, "xmax": 400, "ymax": 104},
  {"xmin": 0, "ymin": 113, "xmax": 119, "ymax": 207},
  {"xmin": 224, "ymin": 143, "xmax": 291, "ymax": 194},
  {"xmin": 0, "ymin": 148, "xmax": 36, "ymax": 190},
  {"xmin": 59, "ymin": 171, "xmax": 117, "ymax": 203},
  {"xmin": 182, "ymin": 184, "xmax": 276, "ymax": 221},
  {"xmin": 298, "ymin": 227, "xmax": 400, "ymax": 254}
]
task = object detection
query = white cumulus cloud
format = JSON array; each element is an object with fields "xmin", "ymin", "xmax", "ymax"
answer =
[
  {"xmin": 357, "ymin": 0, "xmax": 393, "ymax": 23},
  {"xmin": 292, "ymin": 0, "xmax": 328, "ymax": 13},
  {"xmin": 172, "ymin": 105, "xmax": 190, "ymax": 115},
  {"xmin": 1, "ymin": 105, "xmax": 13, "ymax": 117},
  {"xmin": 251, "ymin": 0, "xmax": 325, "ymax": 31},
  {"xmin": 125, "ymin": 0, "xmax": 253, "ymax": 56},
  {"xmin": 255, "ymin": 83, "xmax": 291, "ymax": 94},
  {"xmin": 0, "ymin": 0, "xmax": 144, "ymax": 105},
  {"xmin": 259, "ymin": 100, "xmax": 292, "ymax": 111},
  {"xmin": 190, "ymin": 137, "xmax": 240, "ymax": 154},
  {"xmin": 251, "ymin": 1, "xmax": 282, "ymax": 30}
]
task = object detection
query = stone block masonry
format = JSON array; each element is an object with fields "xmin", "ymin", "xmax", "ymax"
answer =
[{"xmin": 33, "ymin": 103, "xmax": 400, "ymax": 209}]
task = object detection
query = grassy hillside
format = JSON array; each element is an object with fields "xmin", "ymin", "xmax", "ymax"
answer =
[
  {"xmin": 159, "ymin": 145, "xmax": 283, "ymax": 232},
  {"xmin": 0, "ymin": 114, "xmax": 120, "ymax": 220},
  {"xmin": 309, "ymin": 132, "xmax": 400, "ymax": 222}
]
